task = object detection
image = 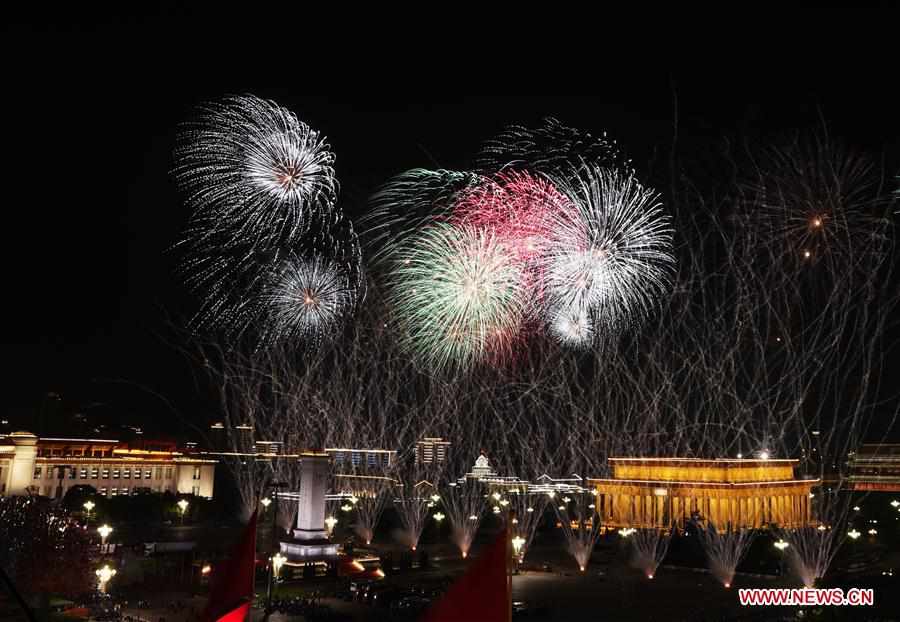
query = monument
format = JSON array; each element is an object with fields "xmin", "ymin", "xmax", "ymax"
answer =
[{"xmin": 280, "ymin": 452, "xmax": 340, "ymax": 561}]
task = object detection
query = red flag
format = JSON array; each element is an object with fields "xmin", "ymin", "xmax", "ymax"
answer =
[
  {"xmin": 421, "ymin": 528, "xmax": 510, "ymax": 622},
  {"xmin": 200, "ymin": 510, "xmax": 258, "ymax": 622}
]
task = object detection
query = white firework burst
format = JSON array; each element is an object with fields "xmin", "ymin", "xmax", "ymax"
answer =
[
  {"xmin": 259, "ymin": 255, "xmax": 357, "ymax": 346},
  {"xmin": 545, "ymin": 167, "xmax": 675, "ymax": 342},
  {"xmin": 175, "ymin": 94, "xmax": 337, "ymax": 246}
]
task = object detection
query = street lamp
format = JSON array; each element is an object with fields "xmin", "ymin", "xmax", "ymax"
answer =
[
  {"xmin": 272, "ymin": 553, "xmax": 286, "ymax": 582},
  {"xmin": 433, "ymin": 512, "xmax": 445, "ymax": 523},
  {"xmin": 83, "ymin": 500, "xmax": 95, "ymax": 523},
  {"xmin": 773, "ymin": 539, "xmax": 789, "ymax": 551},
  {"xmin": 95, "ymin": 565, "xmax": 117, "ymax": 593},
  {"xmin": 97, "ymin": 524, "xmax": 113, "ymax": 548},
  {"xmin": 177, "ymin": 499, "xmax": 189, "ymax": 524},
  {"xmin": 325, "ymin": 516, "xmax": 338, "ymax": 537},
  {"xmin": 847, "ymin": 529, "xmax": 861, "ymax": 540},
  {"xmin": 891, "ymin": 500, "xmax": 900, "ymax": 509},
  {"xmin": 261, "ymin": 497, "xmax": 271, "ymax": 511},
  {"xmin": 511, "ymin": 535, "xmax": 525, "ymax": 573}
]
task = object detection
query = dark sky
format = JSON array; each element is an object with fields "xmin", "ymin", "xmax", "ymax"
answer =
[{"xmin": 3, "ymin": 11, "xmax": 899, "ymax": 435}]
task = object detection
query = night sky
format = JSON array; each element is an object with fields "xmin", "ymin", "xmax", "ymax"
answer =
[{"xmin": 3, "ymin": 11, "xmax": 899, "ymax": 437}]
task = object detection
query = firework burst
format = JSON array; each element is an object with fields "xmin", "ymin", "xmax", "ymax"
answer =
[
  {"xmin": 476, "ymin": 117, "xmax": 630, "ymax": 176},
  {"xmin": 545, "ymin": 167, "xmax": 675, "ymax": 345},
  {"xmin": 175, "ymin": 94, "xmax": 337, "ymax": 246},
  {"xmin": 387, "ymin": 223, "xmax": 528, "ymax": 370},
  {"xmin": 258, "ymin": 254, "xmax": 358, "ymax": 347},
  {"xmin": 361, "ymin": 168, "xmax": 485, "ymax": 267}
]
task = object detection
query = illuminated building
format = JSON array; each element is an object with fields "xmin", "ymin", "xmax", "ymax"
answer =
[
  {"xmin": 846, "ymin": 444, "xmax": 900, "ymax": 492},
  {"xmin": 415, "ymin": 437, "xmax": 450, "ymax": 465},
  {"xmin": 588, "ymin": 458, "xmax": 819, "ymax": 529},
  {"xmin": 325, "ymin": 447, "xmax": 396, "ymax": 471},
  {"xmin": 0, "ymin": 431, "xmax": 216, "ymax": 499}
]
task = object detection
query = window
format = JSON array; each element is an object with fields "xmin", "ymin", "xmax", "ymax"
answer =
[
  {"xmin": 134, "ymin": 469, "xmax": 142, "ymax": 480},
  {"xmin": 112, "ymin": 469, "xmax": 120, "ymax": 479},
  {"xmin": 192, "ymin": 466, "xmax": 201, "ymax": 480},
  {"xmin": 352, "ymin": 452, "xmax": 362, "ymax": 467},
  {"xmin": 192, "ymin": 486, "xmax": 200, "ymax": 496},
  {"xmin": 110, "ymin": 488, "xmax": 118, "ymax": 497},
  {"xmin": 99, "ymin": 487, "xmax": 107, "ymax": 496},
  {"xmin": 33, "ymin": 466, "xmax": 42, "ymax": 479},
  {"xmin": 122, "ymin": 468, "xmax": 131, "ymax": 479},
  {"xmin": 102, "ymin": 468, "xmax": 110, "ymax": 479},
  {"xmin": 68, "ymin": 467, "xmax": 76, "ymax": 479},
  {"xmin": 91, "ymin": 467, "xmax": 99, "ymax": 479},
  {"xmin": 367, "ymin": 453, "xmax": 377, "ymax": 467},
  {"xmin": 145, "ymin": 469, "xmax": 152, "ymax": 479},
  {"xmin": 165, "ymin": 467, "xmax": 174, "ymax": 479},
  {"xmin": 154, "ymin": 467, "xmax": 162, "ymax": 480},
  {"xmin": 80, "ymin": 468, "xmax": 88, "ymax": 479}
]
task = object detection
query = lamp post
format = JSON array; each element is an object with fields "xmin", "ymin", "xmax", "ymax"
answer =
[
  {"xmin": 511, "ymin": 536, "xmax": 525, "ymax": 574},
  {"xmin": 261, "ymin": 497, "xmax": 271, "ymax": 512},
  {"xmin": 177, "ymin": 499, "xmax": 189, "ymax": 525},
  {"xmin": 272, "ymin": 553, "xmax": 286, "ymax": 585},
  {"xmin": 265, "ymin": 481, "xmax": 286, "ymax": 616},
  {"xmin": 774, "ymin": 539, "xmax": 789, "ymax": 577},
  {"xmin": 95, "ymin": 565, "xmax": 117, "ymax": 593},
  {"xmin": 98, "ymin": 524, "xmax": 113, "ymax": 551},
  {"xmin": 325, "ymin": 516, "xmax": 338, "ymax": 537},
  {"xmin": 83, "ymin": 500, "xmax": 95, "ymax": 524}
]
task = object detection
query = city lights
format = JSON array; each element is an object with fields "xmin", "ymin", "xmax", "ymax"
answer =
[
  {"xmin": 97, "ymin": 524, "xmax": 113, "ymax": 546},
  {"xmin": 773, "ymin": 539, "xmax": 789, "ymax": 551},
  {"xmin": 847, "ymin": 529, "xmax": 861, "ymax": 540}
]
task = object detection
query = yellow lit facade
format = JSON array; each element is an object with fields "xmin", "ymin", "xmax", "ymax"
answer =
[
  {"xmin": 0, "ymin": 431, "xmax": 216, "ymax": 499},
  {"xmin": 588, "ymin": 458, "xmax": 819, "ymax": 530}
]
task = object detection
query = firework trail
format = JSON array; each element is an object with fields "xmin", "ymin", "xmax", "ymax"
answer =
[{"xmin": 693, "ymin": 522, "xmax": 755, "ymax": 588}]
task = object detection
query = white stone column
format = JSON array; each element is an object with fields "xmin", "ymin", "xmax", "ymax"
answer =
[
  {"xmin": 294, "ymin": 452, "xmax": 330, "ymax": 541},
  {"xmin": 8, "ymin": 432, "xmax": 38, "ymax": 495}
]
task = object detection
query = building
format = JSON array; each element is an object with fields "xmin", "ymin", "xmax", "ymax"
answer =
[
  {"xmin": 588, "ymin": 458, "xmax": 819, "ymax": 530},
  {"xmin": 325, "ymin": 447, "xmax": 396, "ymax": 472},
  {"xmin": 415, "ymin": 437, "xmax": 450, "ymax": 465},
  {"xmin": 846, "ymin": 444, "xmax": 900, "ymax": 491},
  {"xmin": 0, "ymin": 431, "xmax": 216, "ymax": 499}
]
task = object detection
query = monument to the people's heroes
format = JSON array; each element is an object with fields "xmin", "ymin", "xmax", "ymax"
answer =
[{"xmin": 280, "ymin": 451, "xmax": 340, "ymax": 561}]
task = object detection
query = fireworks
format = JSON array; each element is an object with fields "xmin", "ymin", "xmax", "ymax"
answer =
[
  {"xmin": 258, "ymin": 254, "xmax": 358, "ymax": 347},
  {"xmin": 694, "ymin": 522, "xmax": 755, "ymax": 588},
  {"xmin": 175, "ymin": 94, "xmax": 337, "ymax": 245},
  {"xmin": 544, "ymin": 167, "xmax": 675, "ymax": 343},
  {"xmin": 362, "ymin": 168, "xmax": 485, "ymax": 267},
  {"xmin": 366, "ymin": 162, "xmax": 673, "ymax": 367},
  {"xmin": 475, "ymin": 116, "xmax": 629, "ymax": 176},
  {"xmin": 174, "ymin": 94, "xmax": 363, "ymax": 346},
  {"xmin": 386, "ymin": 223, "xmax": 529, "ymax": 370}
]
